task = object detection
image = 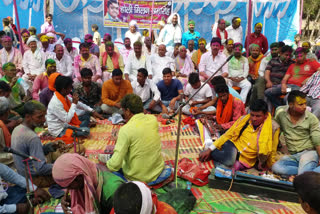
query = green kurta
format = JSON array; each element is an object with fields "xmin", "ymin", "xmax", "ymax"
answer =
[{"xmin": 107, "ymin": 113, "xmax": 164, "ymax": 183}]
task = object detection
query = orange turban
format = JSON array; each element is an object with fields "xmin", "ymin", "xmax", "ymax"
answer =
[{"xmin": 48, "ymin": 72, "xmax": 61, "ymax": 92}]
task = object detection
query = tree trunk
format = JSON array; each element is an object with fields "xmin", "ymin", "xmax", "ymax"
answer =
[
  {"xmin": 310, "ymin": 9, "xmax": 320, "ymax": 40},
  {"xmin": 303, "ymin": 13, "xmax": 310, "ymax": 37}
]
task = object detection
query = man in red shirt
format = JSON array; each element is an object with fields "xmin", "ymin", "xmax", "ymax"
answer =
[
  {"xmin": 281, "ymin": 47, "xmax": 320, "ymax": 94},
  {"xmin": 245, "ymin": 23, "xmax": 268, "ymax": 54}
]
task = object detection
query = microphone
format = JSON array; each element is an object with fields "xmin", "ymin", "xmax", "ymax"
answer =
[
  {"xmin": 64, "ymin": 124, "xmax": 88, "ymax": 133},
  {"xmin": 3, "ymin": 147, "xmax": 40, "ymax": 161}
]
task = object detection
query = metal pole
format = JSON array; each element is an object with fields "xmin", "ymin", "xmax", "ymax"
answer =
[
  {"xmin": 149, "ymin": 0, "xmax": 155, "ymax": 38},
  {"xmin": 13, "ymin": 0, "xmax": 24, "ymax": 55},
  {"xmin": 172, "ymin": 55, "xmax": 233, "ymax": 185},
  {"xmin": 246, "ymin": 0, "xmax": 252, "ymax": 57},
  {"xmin": 299, "ymin": 0, "xmax": 304, "ymax": 34}
]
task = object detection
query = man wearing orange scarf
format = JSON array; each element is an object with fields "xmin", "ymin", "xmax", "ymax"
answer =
[
  {"xmin": 47, "ymin": 76, "xmax": 103, "ymax": 145},
  {"xmin": 191, "ymin": 38, "xmax": 207, "ymax": 71},
  {"xmin": 215, "ymin": 84, "xmax": 246, "ymax": 132},
  {"xmin": 248, "ymin": 44, "xmax": 265, "ymax": 105}
]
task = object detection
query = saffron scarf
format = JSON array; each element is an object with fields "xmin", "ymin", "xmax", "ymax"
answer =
[
  {"xmin": 0, "ymin": 120, "xmax": 11, "ymax": 147},
  {"xmin": 216, "ymin": 28, "xmax": 228, "ymax": 41},
  {"xmin": 54, "ymin": 91, "xmax": 81, "ymax": 144},
  {"xmin": 52, "ymin": 153, "xmax": 103, "ymax": 214},
  {"xmin": 48, "ymin": 72, "xmax": 60, "ymax": 92},
  {"xmin": 248, "ymin": 53, "xmax": 264, "ymax": 78},
  {"xmin": 196, "ymin": 49, "xmax": 206, "ymax": 65},
  {"xmin": 102, "ymin": 52, "xmax": 120, "ymax": 71},
  {"xmin": 216, "ymin": 94, "xmax": 233, "ymax": 125}
]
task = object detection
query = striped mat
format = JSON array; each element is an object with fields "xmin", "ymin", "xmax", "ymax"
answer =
[{"xmin": 37, "ymin": 116, "xmax": 304, "ymax": 213}]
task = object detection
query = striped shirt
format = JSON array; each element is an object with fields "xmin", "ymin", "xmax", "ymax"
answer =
[{"xmin": 300, "ymin": 71, "xmax": 320, "ymax": 99}]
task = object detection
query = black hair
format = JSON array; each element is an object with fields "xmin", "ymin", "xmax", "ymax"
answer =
[
  {"xmin": 249, "ymin": 99, "xmax": 268, "ymax": 114},
  {"xmin": 80, "ymin": 68, "xmax": 93, "ymax": 77},
  {"xmin": 137, "ymin": 68, "xmax": 148, "ymax": 77},
  {"xmin": 294, "ymin": 172, "xmax": 320, "ymax": 213},
  {"xmin": 211, "ymin": 37, "xmax": 221, "ymax": 45},
  {"xmin": 79, "ymin": 42, "xmax": 90, "ymax": 50},
  {"xmin": 24, "ymin": 101, "xmax": 46, "ymax": 116},
  {"xmin": 174, "ymin": 43, "xmax": 182, "ymax": 48},
  {"xmin": 188, "ymin": 72, "xmax": 200, "ymax": 85},
  {"xmin": 46, "ymin": 14, "xmax": 53, "ymax": 18},
  {"xmin": 0, "ymin": 31, "xmax": 6, "ymax": 38},
  {"xmin": 91, "ymin": 24, "xmax": 98, "ymax": 31},
  {"xmin": 55, "ymin": 76, "xmax": 73, "ymax": 93},
  {"xmin": 54, "ymin": 44, "xmax": 63, "ymax": 51},
  {"xmin": 218, "ymin": 19, "xmax": 225, "ymax": 24},
  {"xmin": 114, "ymin": 182, "xmax": 142, "ymax": 214},
  {"xmin": 232, "ymin": 17, "xmax": 240, "ymax": 23},
  {"xmin": 0, "ymin": 80, "xmax": 11, "ymax": 92},
  {"xmin": 278, "ymin": 41, "xmax": 285, "ymax": 48},
  {"xmin": 133, "ymin": 41, "xmax": 142, "ymax": 47},
  {"xmin": 107, "ymin": 0, "xmax": 118, "ymax": 8},
  {"xmin": 124, "ymin": 37, "xmax": 131, "ymax": 42},
  {"xmin": 287, "ymin": 90, "xmax": 306, "ymax": 104},
  {"xmin": 120, "ymin": 94, "xmax": 144, "ymax": 114},
  {"xmin": 215, "ymin": 84, "xmax": 229, "ymax": 94},
  {"xmin": 280, "ymin": 45, "xmax": 293, "ymax": 53},
  {"xmin": 211, "ymin": 75, "xmax": 226, "ymax": 86},
  {"xmin": 162, "ymin": 67, "xmax": 172, "ymax": 75},
  {"xmin": 112, "ymin": 68, "xmax": 123, "ymax": 76},
  {"xmin": 2, "ymin": 18, "xmax": 9, "ymax": 26}
]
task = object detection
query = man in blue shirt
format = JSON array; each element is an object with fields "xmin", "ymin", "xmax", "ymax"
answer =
[
  {"xmin": 182, "ymin": 20, "xmax": 201, "ymax": 50},
  {"xmin": 157, "ymin": 68, "xmax": 183, "ymax": 113}
]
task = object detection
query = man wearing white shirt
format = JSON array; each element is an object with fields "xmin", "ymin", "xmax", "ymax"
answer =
[
  {"xmin": 227, "ymin": 43, "xmax": 251, "ymax": 103},
  {"xmin": 182, "ymin": 72, "xmax": 215, "ymax": 115},
  {"xmin": 148, "ymin": 44, "xmax": 175, "ymax": 84},
  {"xmin": 47, "ymin": 75, "xmax": 103, "ymax": 138},
  {"xmin": 226, "ymin": 17, "xmax": 243, "ymax": 44},
  {"xmin": 22, "ymin": 37, "xmax": 46, "ymax": 83},
  {"xmin": 142, "ymin": 37, "xmax": 156, "ymax": 57},
  {"xmin": 212, "ymin": 19, "xmax": 228, "ymax": 45},
  {"xmin": 124, "ymin": 41, "xmax": 149, "ymax": 82},
  {"xmin": 50, "ymin": 44, "xmax": 73, "ymax": 77},
  {"xmin": 132, "ymin": 68, "xmax": 163, "ymax": 113},
  {"xmin": 199, "ymin": 37, "xmax": 228, "ymax": 81},
  {"xmin": 157, "ymin": 13, "xmax": 182, "ymax": 52}
]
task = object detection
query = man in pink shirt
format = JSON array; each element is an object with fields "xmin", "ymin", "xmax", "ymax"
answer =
[
  {"xmin": 74, "ymin": 43, "xmax": 102, "ymax": 84},
  {"xmin": 32, "ymin": 59, "xmax": 57, "ymax": 100},
  {"xmin": 41, "ymin": 14, "xmax": 57, "ymax": 40},
  {"xmin": 0, "ymin": 36, "xmax": 22, "ymax": 76}
]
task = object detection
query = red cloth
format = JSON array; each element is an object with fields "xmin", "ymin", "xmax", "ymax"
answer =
[
  {"xmin": 245, "ymin": 33, "xmax": 269, "ymax": 54},
  {"xmin": 220, "ymin": 97, "xmax": 246, "ymax": 130},
  {"xmin": 286, "ymin": 59, "xmax": 320, "ymax": 86},
  {"xmin": 216, "ymin": 28, "xmax": 228, "ymax": 41},
  {"xmin": 0, "ymin": 120, "xmax": 11, "ymax": 147},
  {"xmin": 177, "ymin": 158, "xmax": 210, "ymax": 186}
]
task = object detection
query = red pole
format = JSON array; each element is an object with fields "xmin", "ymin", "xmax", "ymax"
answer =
[
  {"xmin": 149, "ymin": 0, "xmax": 155, "ymax": 39},
  {"xmin": 13, "ymin": 0, "xmax": 24, "ymax": 55},
  {"xmin": 246, "ymin": 0, "xmax": 252, "ymax": 57}
]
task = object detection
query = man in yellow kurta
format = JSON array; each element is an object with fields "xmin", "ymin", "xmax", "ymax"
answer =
[
  {"xmin": 106, "ymin": 94, "xmax": 165, "ymax": 183},
  {"xmin": 199, "ymin": 99, "xmax": 280, "ymax": 170}
]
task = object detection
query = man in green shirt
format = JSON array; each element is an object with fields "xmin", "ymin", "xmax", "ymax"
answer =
[
  {"xmin": 272, "ymin": 90, "xmax": 320, "ymax": 176},
  {"xmin": 106, "ymin": 94, "xmax": 165, "ymax": 183},
  {"xmin": 0, "ymin": 62, "xmax": 26, "ymax": 115}
]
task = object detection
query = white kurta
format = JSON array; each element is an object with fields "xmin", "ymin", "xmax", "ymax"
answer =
[
  {"xmin": 148, "ymin": 54, "xmax": 175, "ymax": 84},
  {"xmin": 226, "ymin": 25, "xmax": 243, "ymax": 44}
]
